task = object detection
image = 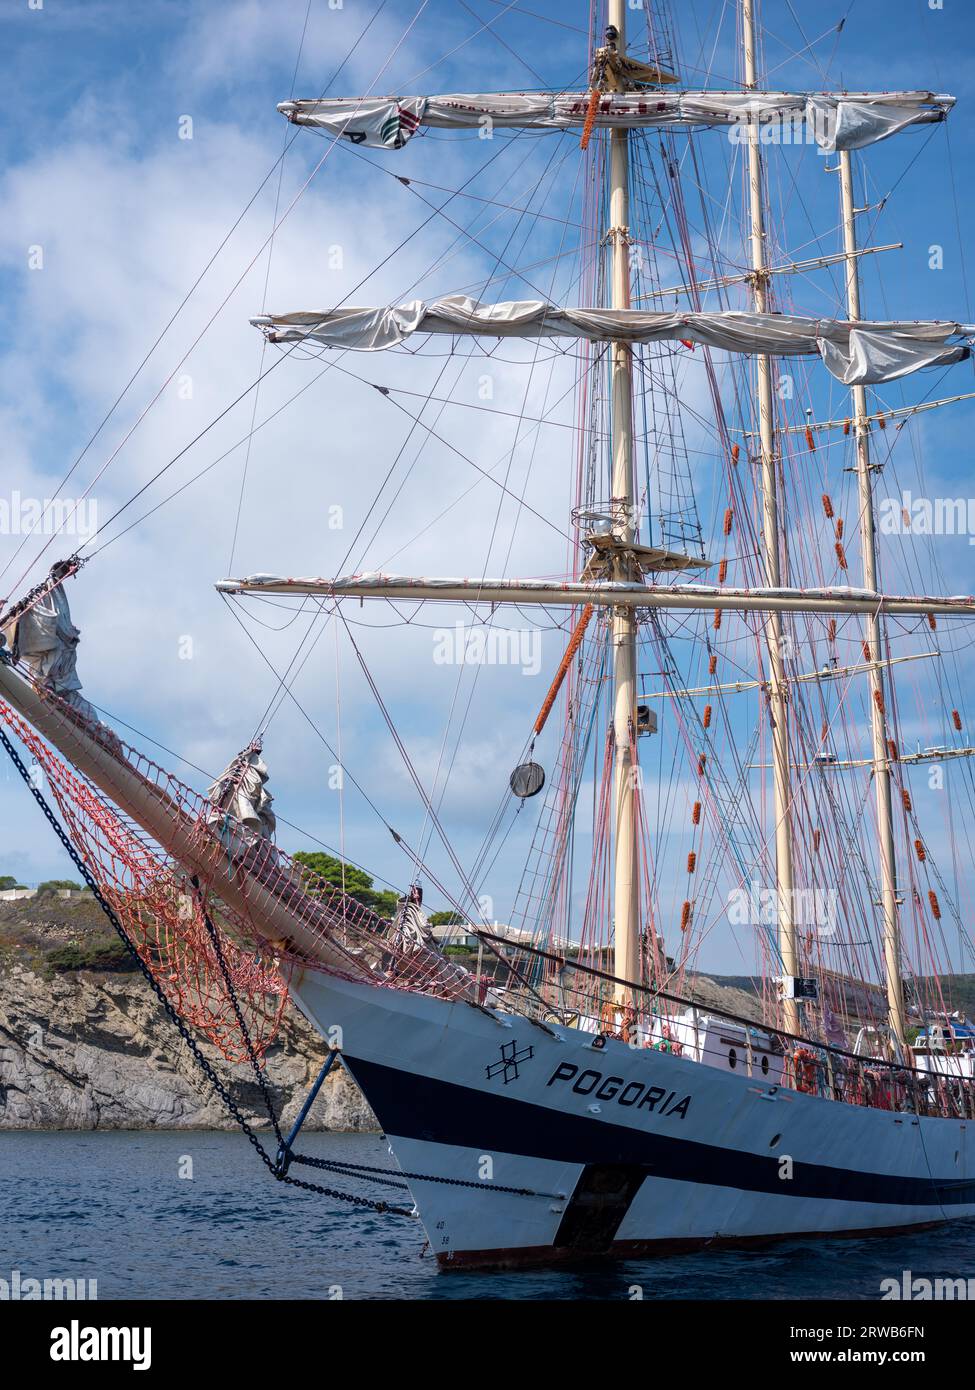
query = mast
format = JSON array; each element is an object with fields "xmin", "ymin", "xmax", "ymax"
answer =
[
  {"xmin": 235, "ymin": 35, "xmax": 966, "ymax": 1042},
  {"xmin": 741, "ymin": 0, "xmax": 800, "ymax": 1034},
  {"xmin": 605, "ymin": 0, "xmax": 641, "ymax": 1006},
  {"xmin": 837, "ymin": 148, "xmax": 908, "ymax": 1051}
]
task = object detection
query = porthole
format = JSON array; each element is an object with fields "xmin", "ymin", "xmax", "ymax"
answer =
[
  {"xmin": 761, "ymin": 1055, "xmax": 770, "ymax": 1075},
  {"xmin": 770, "ymin": 1133, "xmax": 782, "ymax": 1148},
  {"xmin": 728, "ymin": 1048, "xmax": 738, "ymax": 1069}
]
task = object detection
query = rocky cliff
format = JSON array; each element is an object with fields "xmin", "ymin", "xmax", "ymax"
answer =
[
  {"xmin": 0, "ymin": 895, "xmax": 377, "ymax": 1132},
  {"xmin": 0, "ymin": 962, "xmax": 379, "ymax": 1132}
]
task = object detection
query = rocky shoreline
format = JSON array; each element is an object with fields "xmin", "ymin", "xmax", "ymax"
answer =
[{"xmin": 0, "ymin": 957, "xmax": 378, "ymax": 1133}]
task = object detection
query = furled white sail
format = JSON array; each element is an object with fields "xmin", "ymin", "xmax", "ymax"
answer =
[
  {"xmin": 1, "ymin": 577, "xmax": 101, "ymax": 725},
  {"xmin": 278, "ymin": 90, "xmax": 953, "ymax": 152},
  {"xmin": 215, "ymin": 573, "xmax": 975, "ymax": 618},
  {"xmin": 206, "ymin": 744, "xmax": 276, "ymax": 842},
  {"xmin": 251, "ymin": 296, "xmax": 971, "ymax": 387}
]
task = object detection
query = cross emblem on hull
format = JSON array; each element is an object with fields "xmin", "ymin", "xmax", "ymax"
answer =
[{"xmin": 486, "ymin": 1039, "xmax": 534, "ymax": 1084}]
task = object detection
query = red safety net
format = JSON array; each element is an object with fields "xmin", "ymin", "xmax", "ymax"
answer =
[
  {"xmin": 0, "ymin": 685, "xmax": 478, "ymax": 1062},
  {"xmin": 1, "ymin": 702, "xmax": 290, "ymax": 1062}
]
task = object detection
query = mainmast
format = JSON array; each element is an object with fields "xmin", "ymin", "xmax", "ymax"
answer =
[
  {"xmin": 836, "ymin": 149, "xmax": 908, "ymax": 1052},
  {"xmin": 741, "ymin": 0, "xmax": 801, "ymax": 1035},
  {"xmin": 604, "ymin": 0, "xmax": 640, "ymax": 1006}
]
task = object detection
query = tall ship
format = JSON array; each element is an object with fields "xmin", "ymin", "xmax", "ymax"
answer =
[{"xmin": 4, "ymin": 0, "xmax": 975, "ymax": 1270}]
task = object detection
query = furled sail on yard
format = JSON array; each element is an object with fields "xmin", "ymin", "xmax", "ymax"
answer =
[
  {"xmin": 0, "ymin": 562, "xmax": 101, "ymax": 726},
  {"xmin": 278, "ymin": 90, "xmax": 953, "ymax": 152},
  {"xmin": 216, "ymin": 573, "xmax": 975, "ymax": 618},
  {"xmin": 206, "ymin": 742, "xmax": 276, "ymax": 842},
  {"xmin": 252, "ymin": 295, "xmax": 972, "ymax": 386}
]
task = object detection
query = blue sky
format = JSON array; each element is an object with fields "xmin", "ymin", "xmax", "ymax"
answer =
[{"xmin": 3, "ymin": 0, "xmax": 975, "ymax": 980}]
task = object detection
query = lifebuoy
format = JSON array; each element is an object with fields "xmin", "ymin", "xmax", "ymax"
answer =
[{"xmin": 792, "ymin": 1046, "xmax": 820, "ymax": 1094}]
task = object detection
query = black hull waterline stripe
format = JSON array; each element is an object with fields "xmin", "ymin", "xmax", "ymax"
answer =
[{"xmin": 345, "ymin": 1057, "xmax": 975, "ymax": 1209}]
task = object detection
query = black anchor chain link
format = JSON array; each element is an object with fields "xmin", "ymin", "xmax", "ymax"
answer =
[{"xmin": 0, "ymin": 713, "xmax": 561, "ymax": 1210}]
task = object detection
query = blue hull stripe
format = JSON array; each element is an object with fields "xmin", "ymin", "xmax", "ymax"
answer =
[{"xmin": 345, "ymin": 1055, "xmax": 975, "ymax": 1208}]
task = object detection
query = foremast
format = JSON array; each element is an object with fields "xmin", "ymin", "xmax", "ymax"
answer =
[
  {"xmin": 604, "ymin": 0, "xmax": 641, "ymax": 1011},
  {"xmin": 741, "ymin": 0, "xmax": 800, "ymax": 1035}
]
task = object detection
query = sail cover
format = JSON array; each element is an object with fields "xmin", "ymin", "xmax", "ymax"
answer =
[
  {"xmin": 252, "ymin": 296, "xmax": 971, "ymax": 387},
  {"xmin": 2, "ymin": 579, "xmax": 101, "ymax": 725},
  {"xmin": 278, "ymin": 90, "xmax": 953, "ymax": 152},
  {"xmin": 206, "ymin": 745, "xmax": 276, "ymax": 841}
]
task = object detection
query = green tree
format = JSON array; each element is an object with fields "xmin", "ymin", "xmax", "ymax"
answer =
[
  {"xmin": 428, "ymin": 910, "xmax": 466, "ymax": 927},
  {"xmin": 45, "ymin": 939, "xmax": 137, "ymax": 973},
  {"xmin": 0, "ymin": 876, "xmax": 19, "ymax": 891},
  {"xmin": 292, "ymin": 851, "xmax": 398, "ymax": 919},
  {"xmin": 37, "ymin": 879, "xmax": 84, "ymax": 893}
]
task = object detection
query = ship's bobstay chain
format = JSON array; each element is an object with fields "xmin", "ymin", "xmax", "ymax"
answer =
[
  {"xmin": 0, "ymin": 720, "xmax": 560, "ymax": 1211},
  {"xmin": 0, "ymin": 720, "xmax": 415, "ymax": 1216}
]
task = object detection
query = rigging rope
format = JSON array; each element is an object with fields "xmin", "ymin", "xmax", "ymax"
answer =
[
  {"xmin": 0, "ymin": 716, "xmax": 413, "ymax": 1217},
  {"xmin": 0, "ymin": 701, "xmax": 564, "ymax": 1208}
]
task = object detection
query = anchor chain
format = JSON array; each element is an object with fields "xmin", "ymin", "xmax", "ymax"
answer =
[
  {"xmin": 0, "ymin": 715, "xmax": 413, "ymax": 1218},
  {"xmin": 286, "ymin": 1151, "xmax": 562, "ymax": 1200},
  {"xmin": 0, "ymin": 706, "xmax": 562, "ymax": 1208}
]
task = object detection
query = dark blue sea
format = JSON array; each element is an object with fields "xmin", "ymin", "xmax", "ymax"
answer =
[{"xmin": 3, "ymin": 1131, "xmax": 975, "ymax": 1300}]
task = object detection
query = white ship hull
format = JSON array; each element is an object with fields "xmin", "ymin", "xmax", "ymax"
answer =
[{"xmin": 289, "ymin": 970, "xmax": 975, "ymax": 1270}]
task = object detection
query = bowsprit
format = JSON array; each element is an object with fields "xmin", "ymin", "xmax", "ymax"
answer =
[{"xmin": 546, "ymin": 1062, "xmax": 692, "ymax": 1119}]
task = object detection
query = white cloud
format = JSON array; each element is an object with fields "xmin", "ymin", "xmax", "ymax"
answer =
[{"xmin": 0, "ymin": 13, "xmax": 585, "ymax": 918}]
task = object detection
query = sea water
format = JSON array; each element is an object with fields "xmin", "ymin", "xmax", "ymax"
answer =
[{"xmin": 2, "ymin": 1131, "xmax": 974, "ymax": 1301}]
